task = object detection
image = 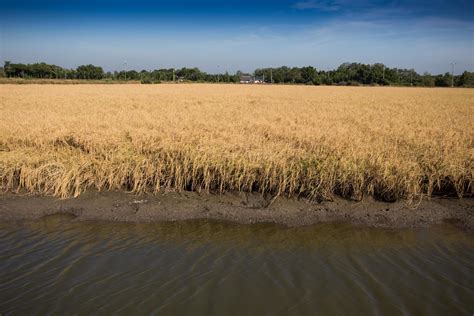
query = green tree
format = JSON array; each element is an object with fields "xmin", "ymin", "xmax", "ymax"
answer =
[
  {"xmin": 434, "ymin": 73, "xmax": 451, "ymax": 87},
  {"xmin": 421, "ymin": 72, "xmax": 435, "ymax": 87},
  {"xmin": 458, "ymin": 71, "xmax": 474, "ymax": 87},
  {"xmin": 76, "ymin": 64, "xmax": 104, "ymax": 80}
]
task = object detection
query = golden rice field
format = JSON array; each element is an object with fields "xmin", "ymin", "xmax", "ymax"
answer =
[{"xmin": 0, "ymin": 84, "xmax": 472, "ymax": 201}]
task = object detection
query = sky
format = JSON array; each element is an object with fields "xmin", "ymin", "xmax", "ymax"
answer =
[{"xmin": 0, "ymin": 0, "xmax": 473, "ymax": 74}]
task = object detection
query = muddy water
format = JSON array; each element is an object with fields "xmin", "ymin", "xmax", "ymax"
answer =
[{"xmin": 0, "ymin": 216, "xmax": 473, "ymax": 315}]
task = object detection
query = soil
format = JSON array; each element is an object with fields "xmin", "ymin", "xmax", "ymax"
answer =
[{"xmin": 0, "ymin": 191, "xmax": 472, "ymax": 232}]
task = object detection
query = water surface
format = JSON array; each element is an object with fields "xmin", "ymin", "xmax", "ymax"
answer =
[{"xmin": 1, "ymin": 216, "xmax": 473, "ymax": 315}]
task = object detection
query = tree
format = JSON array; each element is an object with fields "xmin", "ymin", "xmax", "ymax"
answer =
[
  {"xmin": 421, "ymin": 72, "xmax": 435, "ymax": 87},
  {"xmin": 4, "ymin": 61, "xmax": 11, "ymax": 77},
  {"xmin": 458, "ymin": 71, "xmax": 474, "ymax": 87},
  {"xmin": 300, "ymin": 66, "xmax": 317, "ymax": 83},
  {"xmin": 434, "ymin": 73, "xmax": 450, "ymax": 87},
  {"xmin": 76, "ymin": 64, "xmax": 104, "ymax": 80},
  {"xmin": 2, "ymin": 60, "xmax": 470, "ymax": 87}
]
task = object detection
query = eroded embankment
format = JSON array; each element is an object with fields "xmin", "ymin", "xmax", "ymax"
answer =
[{"xmin": 0, "ymin": 191, "xmax": 472, "ymax": 232}]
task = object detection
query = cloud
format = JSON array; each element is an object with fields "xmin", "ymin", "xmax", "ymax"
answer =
[{"xmin": 292, "ymin": 0, "xmax": 341, "ymax": 11}]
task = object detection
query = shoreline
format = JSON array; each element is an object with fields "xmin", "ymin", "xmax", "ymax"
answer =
[{"xmin": 0, "ymin": 191, "xmax": 472, "ymax": 232}]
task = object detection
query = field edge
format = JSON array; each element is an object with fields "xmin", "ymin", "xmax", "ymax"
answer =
[{"xmin": 1, "ymin": 191, "xmax": 472, "ymax": 232}]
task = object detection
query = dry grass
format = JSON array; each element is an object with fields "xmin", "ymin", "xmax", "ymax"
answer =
[{"xmin": 0, "ymin": 84, "xmax": 472, "ymax": 201}]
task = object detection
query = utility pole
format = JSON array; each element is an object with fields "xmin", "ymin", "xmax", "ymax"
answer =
[
  {"xmin": 382, "ymin": 65, "xmax": 385, "ymax": 82},
  {"xmin": 263, "ymin": 73, "xmax": 265, "ymax": 83},
  {"xmin": 270, "ymin": 68, "xmax": 273, "ymax": 84},
  {"xmin": 173, "ymin": 68, "xmax": 176, "ymax": 83},
  {"xmin": 217, "ymin": 65, "xmax": 220, "ymax": 83},
  {"xmin": 450, "ymin": 62, "xmax": 456, "ymax": 87}
]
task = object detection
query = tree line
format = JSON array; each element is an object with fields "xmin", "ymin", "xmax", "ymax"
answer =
[{"xmin": 1, "ymin": 61, "xmax": 473, "ymax": 87}]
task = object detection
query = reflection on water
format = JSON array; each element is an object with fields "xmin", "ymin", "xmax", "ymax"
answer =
[{"xmin": 0, "ymin": 216, "xmax": 473, "ymax": 315}]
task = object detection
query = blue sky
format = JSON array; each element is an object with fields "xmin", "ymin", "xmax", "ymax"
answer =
[{"xmin": 1, "ymin": 0, "xmax": 473, "ymax": 74}]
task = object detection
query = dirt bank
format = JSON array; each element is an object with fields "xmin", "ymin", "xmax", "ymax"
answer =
[{"xmin": 0, "ymin": 191, "xmax": 472, "ymax": 231}]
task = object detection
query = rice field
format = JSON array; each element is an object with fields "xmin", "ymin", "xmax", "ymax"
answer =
[{"xmin": 0, "ymin": 84, "xmax": 472, "ymax": 201}]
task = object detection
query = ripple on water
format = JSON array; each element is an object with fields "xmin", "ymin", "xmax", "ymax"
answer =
[{"xmin": 0, "ymin": 216, "xmax": 473, "ymax": 315}]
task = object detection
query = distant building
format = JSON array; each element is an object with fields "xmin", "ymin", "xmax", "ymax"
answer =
[
  {"xmin": 239, "ymin": 75, "xmax": 265, "ymax": 84},
  {"xmin": 239, "ymin": 75, "xmax": 253, "ymax": 83}
]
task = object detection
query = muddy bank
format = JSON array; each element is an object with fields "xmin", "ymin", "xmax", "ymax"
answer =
[{"xmin": 0, "ymin": 191, "xmax": 472, "ymax": 231}]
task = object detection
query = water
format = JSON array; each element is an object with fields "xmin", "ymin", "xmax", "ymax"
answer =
[{"xmin": 1, "ymin": 216, "xmax": 473, "ymax": 315}]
